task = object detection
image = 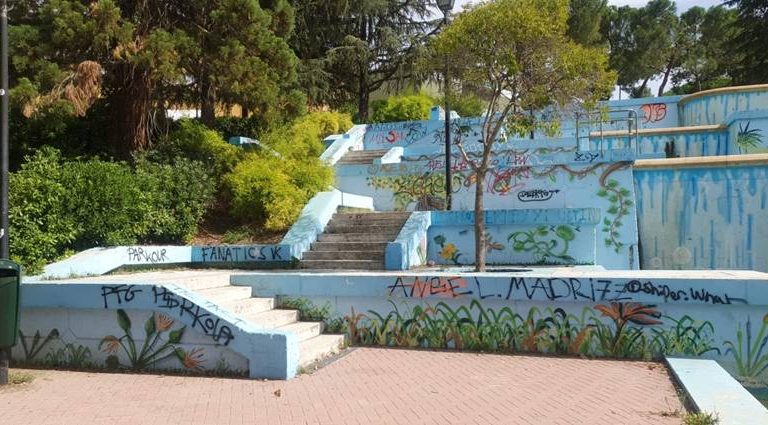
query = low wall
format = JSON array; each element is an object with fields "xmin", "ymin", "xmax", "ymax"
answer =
[
  {"xmin": 15, "ymin": 282, "xmax": 297, "ymax": 379},
  {"xmin": 426, "ymin": 209, "xmax": 599, "ymax": 266},
  {"xmin": 40, "ymin": 244, "xmax": 294, "ymax": 280},
  {"xmin": 336, "ymin": 150, "xmax": 639, "ymax": 269},
  {"xmin": 233, "ymin": 269, "xmax": 768, "ymax": 385}
]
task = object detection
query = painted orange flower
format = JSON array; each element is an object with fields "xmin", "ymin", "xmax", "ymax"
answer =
[
  {"xmin": 182, "ymin": 348, "xmax": 205, "ymax": 370},
  {"xmin": 154, "ymin": 313, "xmax": 174, "ymax": 332},
  {"xmin": 440, "ymin": 243, "xmax": 458, "ymax": 260},
  {"xmin": 100, "ymin": 335, "xmax": 120, "ymax": 354},
  {"xmin": 594, "ymin": 302, "xmax": 663, "ymax": 327}
]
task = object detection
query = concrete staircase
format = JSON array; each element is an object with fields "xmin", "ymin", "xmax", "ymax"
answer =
[
  {"xmin": 181, "ymin": 279, "xmax": 345, "ymax": 370},
  {"xmin": 336, "ymin": 149, "xmax": 390, "ymax": 165},
  {"xmin": 301, "ymin": 211, "xmax": 411, "ymax": 270}
]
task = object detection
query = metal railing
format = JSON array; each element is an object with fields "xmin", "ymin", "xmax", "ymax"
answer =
[{"xmin": 575, "ymin": 109, "xmax": 639, "ymax": 156}]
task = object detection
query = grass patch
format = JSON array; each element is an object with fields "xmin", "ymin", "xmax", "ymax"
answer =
[
  {"xmin": 683, "ymin": 412, "xmax": 719, "ymax": 425},
  {"xmin": 8, "ymin": 370, "xmax": 35, "ymax": 385}
]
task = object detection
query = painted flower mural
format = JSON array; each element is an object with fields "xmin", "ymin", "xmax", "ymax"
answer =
[
  {"xmin": 434, "ymin": 235, "xmax": 463, "ymax": 265},
  {"xmin": 99, "ymin": 309, "xmax": 205, "ymax": 371}
]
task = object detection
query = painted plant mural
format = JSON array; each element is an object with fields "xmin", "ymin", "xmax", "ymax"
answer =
[
  {"xmin": 345, "ymin": 301, "xmax": 721, "ymax": 360},
  {"xmin": 100, "ymin": 309, "xmax": 205, "ymax": 371}
]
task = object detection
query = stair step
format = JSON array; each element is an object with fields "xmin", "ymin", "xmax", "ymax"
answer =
[
  {"xmin": 324, "ymin": 224, "xmax": 403, "ymax": 234},
  {"xmin": 175, "ymin": 279, "xmax": 230, "ymax": 292},
  {"xmin": 310, "ymin": 242, "xmax": 389, "ymax": 251},
  {"xmin": 317, "ymin": 233, "xmax": 393, "ymax": 243},
  {"xmin": 218, "ymin": 297, "xmax": 275, "ymax": 315},
  {"xmin": 242, "ymin": 309, "xmax": 299, "ymax": 329},
  {"xmin": 303, "ymin": 250, "xmax": 384, "ymax": 261},
  {"xmin": 334, "ymin": 212, "xmax": 411, "ymax": 221},
  {"xmin": 299, "ymin": 334, "xmax": 345, "ymax": 368},
  {"xmin": 300, "ymin": 259, "xmax": 384, "ymax": 270},
  {"xmin": 195, "ymin": 286, "xmax": 252, "ymax": 303},
  {"xmin": 329, "ymin": 218, "xmax": 409, "ymax": 227},
  {"xmin": 278, "ymin": 321, "xmax": 324, "ymax": 341}
]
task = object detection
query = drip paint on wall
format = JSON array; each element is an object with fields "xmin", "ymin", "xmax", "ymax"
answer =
[{"xmin": 634, "ymin": 164, "xmax": 768, "ymax": 271}]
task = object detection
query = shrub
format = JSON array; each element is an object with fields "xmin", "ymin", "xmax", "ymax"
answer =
[
  {"xmin": 224, "ymin": 112, "xmax": 346, "ymax": 230},
  {"xmin": 211, "ymin": 115, "xmax": 269, "ymax": 141},
  {"xmin": 371, "ymin": 93, "xmax": 435, "ymax": 123},
  {"xmin": 264, "ymin": 111, "xmax": 353, "ymax": 159},
  {"xmin": 9, "ymin": 147, "xmax": 77, "ymax": 273},
  {"xmin": 10, "ymin": 147, "xmax": 216, "ymax": 272},
  {"xmin": 149, "ymin": 119, "xmax": 241, "ymax": 178},
  {"xmin": 136, "ymin": 158, "xmax": 216, "ymax": 243},
  {"xmin": 60, "ymin": 158, "xmax": 154, "ymax": 248},
  {"xmin": 225, "ymin": 155, "xmax": 308, "ymax": 231}
]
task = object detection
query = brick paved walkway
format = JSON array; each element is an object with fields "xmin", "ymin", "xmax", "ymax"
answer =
[{"xmin": 1, "ymin": 348, "xmax": 684, "ymax": 425}]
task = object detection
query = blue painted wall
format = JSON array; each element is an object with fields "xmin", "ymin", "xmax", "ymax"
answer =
[{"xmin": 634, "ymin": 164, "xmax": 768, "ymax": 271}]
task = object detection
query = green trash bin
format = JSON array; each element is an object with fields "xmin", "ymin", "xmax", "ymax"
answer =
[{"xmin": 0, "ymin": 260, "xmax": 21, "ymax": 348}]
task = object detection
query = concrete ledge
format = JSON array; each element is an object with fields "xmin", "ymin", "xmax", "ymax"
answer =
[
  {"xmin": 374, "ymin": 147, "xmax": 404, "ymax": 165},
  {"xmin": 430, "ymin": 208, "xmax": 601, "ymax": 227},
  {"xmin": 678, "ymin": 84, "xmax": 768, "ymax": 105},
  {"xmin": 591, "ymin": 124, "xmax": 725, "ymax": 138},
  {"xmin": 385, "ymin": 211, "xmax": 428, "ymax": 271},
  {"xmin": 635, "ymin": 153, "xmax": 768, "ymax": 170},
  {"xmin": 40, "ymin": 244, "xmax": 293, "ymax": 280},
  {"xmin": 666, "ymin": 357, "xmax": 768, "ymax": 424},
  {"xmin": 319, "ymin": 124, "xmax": 366, "ymax": 166}
]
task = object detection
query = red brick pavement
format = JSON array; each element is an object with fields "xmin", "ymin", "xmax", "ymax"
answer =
[{"xmin": 0, "ymin": 348, "xmax": 684, "ymax": 425}]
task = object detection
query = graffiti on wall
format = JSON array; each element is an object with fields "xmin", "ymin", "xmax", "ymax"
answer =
[
  {"xmin": 101, "ymin": 284, "xmax": 235, "ymax": 346},
  {"xmin": 385, "ymin": 275, "xmax": 747, "ymax": 305},
  {"xmin": 597, "ymin": 163, "xmax": 633, "ymax": 252},
  {"xmin": 641, "ymin": 103, "xmax": 667, "ymax": 124},
  {"xmin": 127, "ymin": 247, "xmax": 169, "ymax": 263},
  {"xmin": 517, "ymin": 189, "xmax": 560, "ymax": 202},
  {"xmin": 724, "ymin": 314, "xmax": 768, "ymax": 380}
]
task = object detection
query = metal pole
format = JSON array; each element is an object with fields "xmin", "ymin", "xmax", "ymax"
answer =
[
  {"xmin": 0, "ymin": 0, "xmax": 9, "ymax": 386},
  {"xmin": 1, "ymin": 0, "xmax": 7, "ymax": 259},
  {"xmin": 443, "ymin": 13, "xmax": 452, "ymax": 211}
]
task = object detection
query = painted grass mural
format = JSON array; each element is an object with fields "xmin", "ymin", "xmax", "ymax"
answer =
[{"xmin": 345, "ymin": 300, "xmax": 720, "ymax": 360}]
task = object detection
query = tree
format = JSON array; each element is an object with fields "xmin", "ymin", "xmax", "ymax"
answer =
[
  {"xmin": 433, "ymin": 0, "xmax": 615, "ymax": 271},
  {"xmin": 10, "ymin": 0, "xmax": 299, "ymax": 158},
  {"xmin": 289, "ymin": 0, "xmax": 441, "ymax": 120},
  {"xmin": 602, "ymin": 0, "xmax": 677, "ymax": 97},
  {"xmin": 567, "ymin": 0, "xmax": 608, "ymax": 46},
  {"xmin": 670, "ymin": 6, "xmax": 737, "ymax": 94},
  {"xmin": 728, "ymin": 0, "xmax": 768, "ymax": 84}
]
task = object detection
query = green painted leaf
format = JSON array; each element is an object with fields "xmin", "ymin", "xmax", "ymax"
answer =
[
  {"xmin": 603, "ymin": 218, "xmax": 611, "ymax": 226},
  {"xmin": 168, "ymin": 326, "xmax": 185, "ymax": 344},
  {"xmin": 117, "ymin": 309, "xmax": 132, "ymax": 335},
  {"xmin": 607, "ymin": 180, "xmax": 619, "ymax": 188},
  {"xmin": 433, "ymin": 235, "xmax": 446, "ymax": 246},
  {"xmin": 596, "ymin": 189, "xmax": 608, "ymax": 197},
  {"xmin": 606, "ymin": 206, "xmax": 618, "ymax": 214},
  {"xmin": 144, "ymin": 316, "xmax": 156, "ymax": 338},
  {"xmin": 555, "ymin": 225, "xmax": 575, "ymax": 242}
]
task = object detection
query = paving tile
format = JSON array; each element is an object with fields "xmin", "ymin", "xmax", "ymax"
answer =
[{"xmin": 0, "ymin": 348, "xmax": 684, "ymax": 424}]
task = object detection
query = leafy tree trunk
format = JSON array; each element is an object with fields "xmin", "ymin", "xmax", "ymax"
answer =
[
  {"xmin": 109, "ymin": 66, "xmax": 153, "ymax": 159},
  {"xmin": 658, "ymin": 58, "xmax": 674, "ymax": 96},
  {"xmin": 200, "ymin": 75, "xmax": 216, "ymax": 126},
  {"xmin": 474, "ymin": 168, "xmax": 487, "ymax": 271},
  {"xmin": 357, "ymin": 73, "xmax": 370, "ymax": 122}
]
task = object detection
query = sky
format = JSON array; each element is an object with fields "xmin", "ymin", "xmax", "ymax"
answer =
[{"xmin": 452, "ymin": 0, "xmax": 728, "ymax": 99}]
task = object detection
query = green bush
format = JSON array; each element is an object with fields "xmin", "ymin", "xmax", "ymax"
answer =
[
  {"xmin": 211, "ymin": 116, "xmax": 269, "ymax": 141},
  {"xmin": 371, "ymin": 93, "xmax": 435, "ymax": 123},
  {"xmin": 443, "ymin": 92, "xmax": 485, "ymax": 118},
  {"xmin": 225, "ymin": 155, "xmax": 308, "ymax": 231},
  {"xmin": 9, "ymin": 148, "xmax": 78, "ymax": 272},
  {"xmin": 136, "ymin": 158, "xmax": 216, "ymax": 243},
  {"xmin": 9, "ymin": 147, "xmax": 216, "ymax": 272},
  {"xmin": 224, "ymin": 111, "xmax": 346, "ymax": 230},
  {"xmin": 149, "ymin": 119, "xmax": 241, "ymax": 178},
  {"xmin": 60, "ymin": 159, "xmax": 154, "ymax": 248}
]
